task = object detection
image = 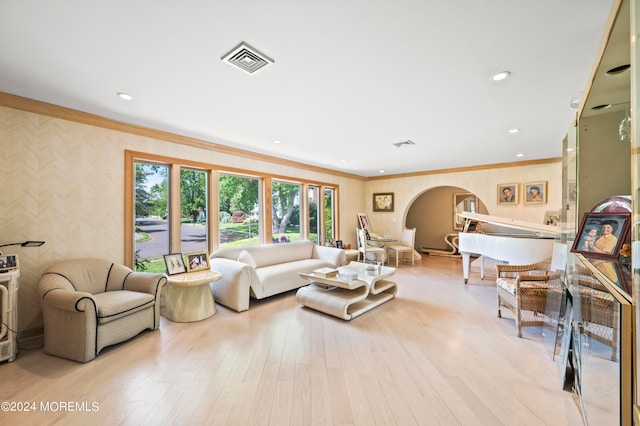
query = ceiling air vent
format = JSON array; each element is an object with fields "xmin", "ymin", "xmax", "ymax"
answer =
[
  {"xmin": 392, "ymin": 140, "xmax": 415, "ymax": 148},
  {"xmin": 221, "ymin": 42, "xmax": 274, "ymax": 75}
]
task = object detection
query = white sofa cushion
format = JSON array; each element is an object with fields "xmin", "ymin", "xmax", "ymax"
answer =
[
  {"xmin": 254, "ymin": 259, "xmax": 332, "ymax": 298},
  {"xmin": 237, "ymin": 250, "xmax": 257, "ymax": 268},
  {"xmin": 209, "ymin": 240, "xmax": 346, "ymax": 312}
]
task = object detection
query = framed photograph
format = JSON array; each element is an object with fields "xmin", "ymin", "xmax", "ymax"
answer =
[
  {"xmin": 453, "ymin": 192, "xmax": 478, "ymax": 230},
  {"xmin": 164, "ymin": 253, "xmax": 186, "ymax": 275},
  {"xmin": 335, "ymin": 240, "xmax": 344, "ymax": 249},
  {"xmin": 357, "ymin": 212, "xmax": 372, "ymax": 232},
  {"xmin": 543, "ymin": 210, "xmax": 560, "ymax": 226},
  {"xmin": 0, "ymin": 254, "xmax": 18, "ymax": 273},
  {"xmin": 185, "ymin": 251, "xmax": 210, "ymax": 272},
  {"xmin": 463, "ymin": 219, "xmax": 479, "ymax": 233},
  {"xmin": 571, "ymin": 212, "xmax": 630, "ymax": 259},
  {"xmin": 497, "ymin": 183, "xmax": 518, "ymax": 205},
  {"xmin": 524, "ymin": 181, "xmax": 547, "ymax": 204},
  {"xmin": 373, "ymin": 192, "xmax": 394, "ymax": 212}
]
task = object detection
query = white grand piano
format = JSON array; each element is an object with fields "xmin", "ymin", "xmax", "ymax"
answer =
[{"xmin": 458, "ymin": 212, "xmax": 558, "ymax": 283}]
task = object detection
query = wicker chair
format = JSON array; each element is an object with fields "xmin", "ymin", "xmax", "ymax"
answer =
[
  {"xmin": 574, "ymin": 274, "xmax": 619, "ymax": 361},
  {"xmin": 496, "ymin": 258, "xmax": 559, "ymax": 337}
]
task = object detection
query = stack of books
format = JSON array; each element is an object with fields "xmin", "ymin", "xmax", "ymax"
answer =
[{"xmin": 312, "ymin": 267, "xmax": 338, "ymax": 278}]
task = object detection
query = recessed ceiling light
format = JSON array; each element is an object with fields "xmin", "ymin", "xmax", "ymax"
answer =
[
  {"xmin": 508, "ymin": 128, "xmax": 520, "ymax": 134},
  {"xmin": 605, "ymin": 64, "xmax": 630, "ymax": 75},
  {"xmin": 117, "ymin": 92, "xmax": 133, "ymax": 101},
  {"xmin": 340, "ymin": 159, "xmax": 346, "ymax": 162},
  {"xmin": 491, "ymin": 71, "xmax": 511, "ymax": 81},
  {"xmin": 379, "ymin": 170, "xmax": 385, "ymax": 174},
  {"xmin": 516, "ymin": 153, "xmax": 524, "ymax": 158},
  {"xmin": 591, "ymin": 104, "xmax": 611, "ymax": 110},
  {"xmin": 273, "ymin": 140, "xmax": 281, "ymax": 144}
]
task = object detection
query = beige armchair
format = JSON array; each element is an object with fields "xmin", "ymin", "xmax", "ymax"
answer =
[{"xmin": 38, "ymin": 258, "xmax": 166, "ymax": 362}]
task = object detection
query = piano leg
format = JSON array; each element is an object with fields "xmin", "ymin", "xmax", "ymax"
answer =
[{"xmin": 461, "ymin": 252, "xmax": 470, "ymax": 284}]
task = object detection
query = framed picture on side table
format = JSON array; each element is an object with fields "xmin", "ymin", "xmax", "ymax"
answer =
[
  {"xmin": 164, "ymin": 253, "xmax": 186, "ymax": 275},
  {"xmin": 0, "ymin": 254, "xmax": 18, "ymax": 273},
  {"xmin": 185, "ymin": 251, "xmax": 210, "ymax": 272}
]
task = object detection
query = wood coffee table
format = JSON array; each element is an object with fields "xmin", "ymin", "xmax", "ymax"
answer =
[{"xmin": 296, "ymin": 261, "xmax": 397, "ymax": 320}]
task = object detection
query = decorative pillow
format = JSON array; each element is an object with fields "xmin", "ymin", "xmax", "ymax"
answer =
[{"xmin": 237, "ymin": 250, "xmax": 257, "ymax": 268}]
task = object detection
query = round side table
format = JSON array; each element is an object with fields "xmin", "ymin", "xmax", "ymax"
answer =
[{"xmin": 162, "ymin": 270, "xmax": 222, "ymax": 322}]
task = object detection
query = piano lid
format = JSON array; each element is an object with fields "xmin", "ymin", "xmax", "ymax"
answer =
[{"xmin": 458, "ymin": 212, "xmax": 558, "ymax": 238}]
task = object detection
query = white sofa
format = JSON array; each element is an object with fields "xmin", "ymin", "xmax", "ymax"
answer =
[{"xmin": 209, "ymin": 240, "xmax": 346, "ymax": 312}]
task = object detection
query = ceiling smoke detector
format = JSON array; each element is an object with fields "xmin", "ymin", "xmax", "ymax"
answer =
[
  {"xmin": 392, "ymin": 140, "xmax": 415, "ymax": 148},
  {"xmin": 221, "ymin": 42, "xmax": 274, "ymax": 75}
]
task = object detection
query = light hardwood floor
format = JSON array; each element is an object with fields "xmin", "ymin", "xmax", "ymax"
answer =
[{"xmin": 1, "ymin": 256, "xmax": 584, "ymax": 425}]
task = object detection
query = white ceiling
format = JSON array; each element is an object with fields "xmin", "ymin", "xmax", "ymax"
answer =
[{"xmin": 0, "ymin": 1, "xmax": 614, "ymax": 177}]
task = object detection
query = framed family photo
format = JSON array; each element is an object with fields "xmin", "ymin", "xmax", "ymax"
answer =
[
  {"xmin": 524, "ymin": 181, "xmax": 547, "ymax": 204},
  {"xmin": 373, "ymin": 193, "xmax": 394, "ymax": 212},
  {"xmin": 357, "ymin": 212, "xmax": 371, "ymax": 233},
  {"xmin": 164, "ymin": 253, "xmax": 186, "ymax": 275},
  {"xmin": 185, "ymin": 251, "xmax": 210, "ymax": 272},
  {"xmin": 0, "ymin": 254, "xmax": 18, "ymax": 273},
  {"xmin": 571, "ymin": 212, "xmax": 630, "ymax": 259},
  {"xmin": 497, "ymin": 183, "xmax": 518, "ymax": 205}
]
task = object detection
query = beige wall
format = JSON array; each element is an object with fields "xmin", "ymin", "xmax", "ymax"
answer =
[
  {"xmin": 364, "ymin": 161, "xmax": 562, "ymax": 241},
  {"xmin": 405, "ymin": 186, "xmax": 489, "ymax": 251},
  {"xmin": 0, "ymin": 103, "xmax": 561, "ymax": 336},
  {"xmin": 1, "ymin": 106, "xmax": 364, "ymax": 334},
  {"xmin": 578, "ymin": 111, "xmax": 632, "ymax": 217}
]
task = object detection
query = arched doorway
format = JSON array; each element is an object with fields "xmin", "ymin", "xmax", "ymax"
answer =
[{"xmin": 406, "ymin": 186, "xmax": 488, "ymax": 253}]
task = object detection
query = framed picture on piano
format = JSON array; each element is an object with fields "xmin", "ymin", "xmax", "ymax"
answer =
[{"xmin": 571, "ymin": 212, "xmax": 630, "ymax": 259}]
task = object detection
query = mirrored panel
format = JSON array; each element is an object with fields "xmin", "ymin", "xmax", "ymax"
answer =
[{"xmin": 453, "ymin": 193, "xmax": 477, "ymax": 230}]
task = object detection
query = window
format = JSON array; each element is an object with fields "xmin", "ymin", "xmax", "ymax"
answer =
[
  {"xmin": 180, "ymin": 168, "xmax": 208, "ymax": 254},
  {"xmin": 308, "ymin": 186, "xmax": 320, "ymax": 243},
  {"xmin": 134, "ymin": 162, "xmax": 169, "ymax": 272},
  {"xmin": 126, "ymin": 151, "xmax": 339, "ymax": 268},
  {"xmin": 219, "ymin": 174, "xmax": 260, "ymax": 248},
  {"xmin": 324, "ymin": 187, "xmax": 336, "ymax": 244},
  {"xmin": 271, "ymin": 181, "xmax": 300, "ymax": 243}
]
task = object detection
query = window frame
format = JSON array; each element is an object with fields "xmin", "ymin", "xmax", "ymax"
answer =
[{"xmin": 125, "ymin": 150, "xmax": 339, "ymax": 268}]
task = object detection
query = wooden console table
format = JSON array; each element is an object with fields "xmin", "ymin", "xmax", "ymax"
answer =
[{"xmin": 296, "ymin": 261, "xmax": 397, "ymax": 320}]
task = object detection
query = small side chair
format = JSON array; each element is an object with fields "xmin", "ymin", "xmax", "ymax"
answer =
[
  {"xmin": 387, "ymin": 228, "xmax": 416, "ymax": 267},
  {"xmin": 356, "ymin": 228, "xmax": 386, "ymax": 264}
]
